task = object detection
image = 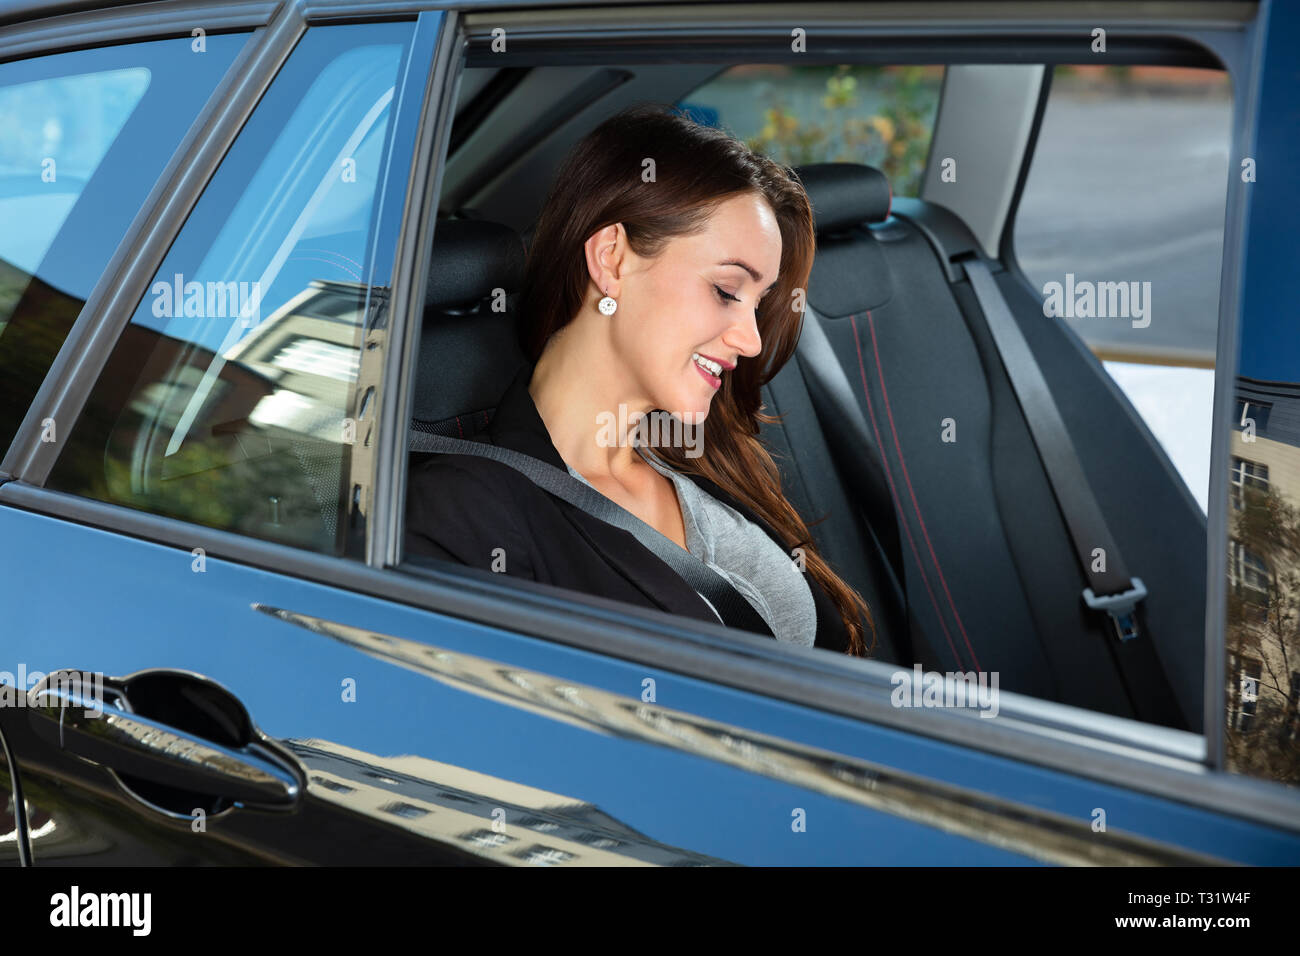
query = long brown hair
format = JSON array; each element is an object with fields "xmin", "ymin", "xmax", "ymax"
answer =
[{"xmin": 518, "ymin": 103, "xmax": 875, "ymax": 656}]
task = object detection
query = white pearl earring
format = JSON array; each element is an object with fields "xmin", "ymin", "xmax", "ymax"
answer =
[{"xmin": 597, "ymin": 289, "xmax": 617, "ymax": 315}]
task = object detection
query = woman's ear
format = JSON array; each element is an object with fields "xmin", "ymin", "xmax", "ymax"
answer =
[{"xmin": 583, "ymin": 222, "xmax": 626, "ymax": 299}]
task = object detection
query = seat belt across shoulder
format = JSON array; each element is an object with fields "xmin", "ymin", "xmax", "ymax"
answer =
[{"xmin": 407, "ymin": 432, "xmax": 776, "ymax": 639}]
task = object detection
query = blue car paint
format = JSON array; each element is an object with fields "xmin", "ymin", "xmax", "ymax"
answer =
[{"xmin": 4, "ymin": 506, "xmax": 1298, "ymax": 864}]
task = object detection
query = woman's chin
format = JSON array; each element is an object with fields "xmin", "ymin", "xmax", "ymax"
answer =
[{"xmin": 666, "ymin": 399, "xmax": 711, "ymax": 425}]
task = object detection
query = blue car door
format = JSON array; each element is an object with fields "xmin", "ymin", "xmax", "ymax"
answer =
[{"xmin": 2, "ymin": 2, "xmax": 1297, "ymax": 868}]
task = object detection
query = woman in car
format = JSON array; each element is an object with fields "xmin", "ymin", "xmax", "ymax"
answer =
[{"xmin": 405, "ymin": 103, "xmax": 875, "ymax": 656}]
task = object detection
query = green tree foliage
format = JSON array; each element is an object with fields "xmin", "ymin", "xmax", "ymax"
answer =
[{"xmin": 746, "ymin": 65, "xmax": 936, "ymax": 197}]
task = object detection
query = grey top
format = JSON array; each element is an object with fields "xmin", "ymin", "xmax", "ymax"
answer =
[{"xmin": 564, "ymin": 448, "xmax": 818, "ymax": 647}]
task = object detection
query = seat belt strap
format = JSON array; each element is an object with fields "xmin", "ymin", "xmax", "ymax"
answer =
[
  {"xmin": 961, "ymin": 258, "xmax": 1146, "ymax": 642},
  {"xmin": 407, "ymin": 432, "xmax": 776, "ymax": 639}
]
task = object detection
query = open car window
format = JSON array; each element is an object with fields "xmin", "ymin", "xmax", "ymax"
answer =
[{"xmin": 400, "ymin": 49, "xmax": 1229, "ymax": 737}]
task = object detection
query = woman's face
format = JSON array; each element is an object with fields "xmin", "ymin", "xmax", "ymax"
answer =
[{"xmin": 609, "ymin": 191, "xmax": 783, "ymax": 423}]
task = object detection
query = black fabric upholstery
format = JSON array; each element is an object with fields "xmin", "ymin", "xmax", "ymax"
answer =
[
  {"xmin": 414, "ymin": 217, "xmax": 528, "ymax": 437},
  {"xmin": 811, "ymin": 228, "xmax": 1068, "ymax": 700},
  {"xmin": 412, "ymin": 302, "xmax": 527, "ymax": 431},
  {"xmin": 759, "ymin": 370, "xmax": 908, "ymax": 662},
  {"xmin": 425, "ymin": 218, "xmax": 526, "ymax": 310},
  {"xmin": 807, "ymin": 227, "xmax": 894, "ymax": 319},
  {"xmin": 795, "ymin": 162, "xmax": 1204, "ymax": 731},
  {"xmin": 796, "ymin": 162, "xmax": 892, "ymax": 233}
]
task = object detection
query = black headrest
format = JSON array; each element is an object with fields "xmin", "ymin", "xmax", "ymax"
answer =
[
  {"xmin": 795, "ymin": 163, "xmax": 892, "ymax": 234},
  {"xmin": 425, "ymin": 218, "xmax": 526, "ymax": 311}
]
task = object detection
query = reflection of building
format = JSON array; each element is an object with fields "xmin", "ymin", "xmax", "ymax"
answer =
[
  {"xmin": 287, "ymin": 738, "xmax": 731, "ymax": 867},
  {"xmin": 75, "ymin": 278, "xmax": 382, "ymax": 553},
  {"xmin": 223, "ymin": 279, "xmax": 368, "ymax": 444},
  {"xmin": 1232, "ymin": 378, "xmax": 1300, "ymax": 507},
  {"xmin": 1226, "ymin": 377, "xmax": 1300, "ymax": 775},
  {"xmin": 219, "ymin": 278, "xmax": 376, "ymax": 546},
  {"xmin": 257, "ymin": 604, "xmax": 1221, "ymax": 866}
]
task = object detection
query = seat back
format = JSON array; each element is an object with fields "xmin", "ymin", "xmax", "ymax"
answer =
[
  {"xmin": 411, "ymin": 218, "xmax": 528, "ymax": 442},
  {"xmin": 794, "ymin": 161, "xmax": 1205, "ymax": 730}
]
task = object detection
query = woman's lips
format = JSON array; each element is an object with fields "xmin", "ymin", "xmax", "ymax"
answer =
[{"xmin": 693, "ymin": 359, "xmax": 721, "ymax": 390}]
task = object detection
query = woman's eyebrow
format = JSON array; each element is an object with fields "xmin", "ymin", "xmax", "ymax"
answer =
[{"xmin": 719, "ymin": 259, "xmax": 778, "ymax": 292}]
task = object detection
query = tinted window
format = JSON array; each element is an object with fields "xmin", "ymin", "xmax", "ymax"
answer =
[
  {"xmin": 47, "ymin": 23, "xmax": 416, "ymax": 554},
  {"xmin": 0, "ymin": 34, "xmax": 248, "ymax": 452}
]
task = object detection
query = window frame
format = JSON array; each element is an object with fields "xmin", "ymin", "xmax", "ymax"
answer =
[
  {"xmin": 1230, "ymin": 455, "xmax": 1269, "ymax": 510},
  {"xmin": 1229, "ymin": 537, "xmax": 1271, "ymax": 597},
  {"xmin": 1236, "ymin": 397, "xmax": 1272, "ymax": 432},
  {"xmin": 0, "ymin": 28, "xmax": 260, "ymax": 457},
  {"xmin": 0, "ymin": 2, "xmax": 442, "ymax": 560},
  {"xmin": 3, "ymin": 1, "xmax": 1298, "ymax": 837}
]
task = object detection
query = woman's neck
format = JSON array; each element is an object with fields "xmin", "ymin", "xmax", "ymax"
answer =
[{"xmin": 528, "ymin": 318, "xmax": 654, "ymax": 483}]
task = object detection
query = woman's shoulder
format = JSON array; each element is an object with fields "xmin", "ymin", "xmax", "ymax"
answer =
[
  {"xmin": 405, "ymin": 448, "xmax": 551, "ymax": 568},
  {"xmin": 408, "ymin": 446, "xmax": 550, "ymax": 502}
]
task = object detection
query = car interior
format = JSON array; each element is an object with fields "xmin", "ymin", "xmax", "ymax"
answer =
[{"xmin": 401, "ymin": 58, "xmax": 1210, "ymax": 735}]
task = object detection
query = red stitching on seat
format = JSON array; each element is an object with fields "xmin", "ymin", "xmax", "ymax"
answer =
[
  {"xmin": 456, "ymin": 416, "xmax": 463, "ymax": 439},
  {"xmin": 848, "ymin": 313, "xmax": 966, "ymax": 670},
  {"xmin": 860, "ymin": 311, "xmax": 982, "ymax": 672}
]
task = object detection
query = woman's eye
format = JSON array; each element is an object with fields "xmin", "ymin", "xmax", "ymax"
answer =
[{"xmin": 714, "ymin": 285, "xmax": 741, "ymax": 304}]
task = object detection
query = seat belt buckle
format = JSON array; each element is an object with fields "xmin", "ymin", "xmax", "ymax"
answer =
[{"xmin": 1082, "ymin": 577, "xmax": 1147, "ymax": 642}]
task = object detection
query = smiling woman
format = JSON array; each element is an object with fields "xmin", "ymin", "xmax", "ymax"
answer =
[{"xmin": 404, "ymin": 104, "xmax": 876, "ymax": 656}]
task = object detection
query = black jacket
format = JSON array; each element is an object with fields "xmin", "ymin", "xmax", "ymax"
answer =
[{"xmin": 404, "ymin": 364, "xmax": 852, "ymax": 653}]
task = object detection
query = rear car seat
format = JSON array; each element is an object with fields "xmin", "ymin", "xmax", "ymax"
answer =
[{"xmin": 792, "ymin": 162, "xmax": 1205, "ymax": 732}]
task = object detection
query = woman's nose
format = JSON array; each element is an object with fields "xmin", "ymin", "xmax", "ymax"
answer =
[{"xmin": 726, "ymin": 310, "xmax": 762, "ymax": 358}]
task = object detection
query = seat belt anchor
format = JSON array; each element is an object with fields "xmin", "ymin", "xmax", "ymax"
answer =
[{"xmin": 1082, "ymin": 577, "xmax": 1147, "ymax": 642}]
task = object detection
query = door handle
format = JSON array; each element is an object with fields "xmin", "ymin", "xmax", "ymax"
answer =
[{"xmin": 27, "ymin": 670, "xmax": 299, "ymax": 811}]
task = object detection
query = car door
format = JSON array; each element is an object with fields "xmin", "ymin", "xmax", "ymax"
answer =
[
  {"xmin": 2, "ymin": 0, "xmax": 1297, "ymax": 868},
  {"xmin": 0, "ymin": 6, "xmax": 493, "ymax": 865}
]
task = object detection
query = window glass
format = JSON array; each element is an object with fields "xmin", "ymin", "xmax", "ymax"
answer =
[
  {"xmin": 678, "ymin": 64, "xmax": 944, "ymax": 197},
  {"xmin": 0, "ymin": 67, "xmax": 148, "ymax": 278},
  {"xmin": 0, "ymin": 35, "xmax": 247, "ymax": 452},
  {"xmin": 1013, "ymin": 65, "xmax": 1232, "ymax": 512},
  {"xmin": 47, "ymin": 23, "xmax": 416, "ymax": 554}
]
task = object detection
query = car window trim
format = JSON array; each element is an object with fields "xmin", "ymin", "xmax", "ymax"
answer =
[
  {"xmin": 0, "ymin": 1, "xmax": 277, "ymax": 65},
  {"xmin": 1201, "ymin": 0, "xmax": 1274, "ymax": 773},
  {"xmin": 370, "ymin": 8, "xmax": 461, "ymax": 568},
  {"xmin": 0, "ymin": 0, "xmax": 460, "ymax": 64}
]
